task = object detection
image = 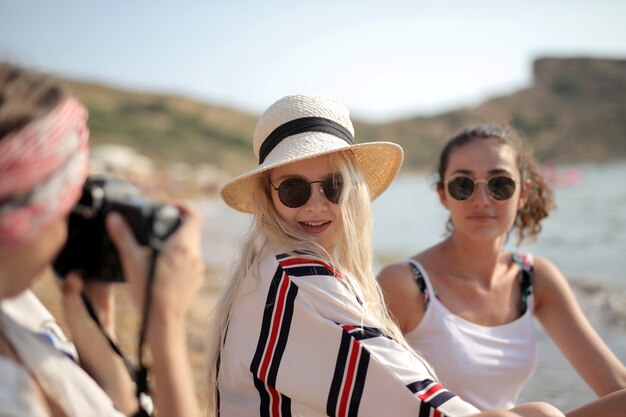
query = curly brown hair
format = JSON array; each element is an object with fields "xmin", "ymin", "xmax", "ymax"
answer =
[
  {"xmin": 436, "ymin": 123, "xmax": 555, "ymax": 245},
  {"xmin": 0, "ymin": 63, "xmax": 67, "ymax": 139}
]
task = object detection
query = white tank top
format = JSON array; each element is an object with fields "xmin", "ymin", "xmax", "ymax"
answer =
[{"xmin": 403, "ymin": 258, "xmax": 537, "ymax": 410}]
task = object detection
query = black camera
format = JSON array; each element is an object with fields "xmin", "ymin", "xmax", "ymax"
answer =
[{"xmin": 53, "ymin": 176, "xmax": 182, "ymax": 282}]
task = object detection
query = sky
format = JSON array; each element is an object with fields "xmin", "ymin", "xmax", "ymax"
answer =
[{"xmin": 1, "ymin": 0, "xmax": 625, "ymax": 122}]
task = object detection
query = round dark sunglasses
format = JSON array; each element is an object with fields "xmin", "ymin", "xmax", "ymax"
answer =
[
  {"xmin": 270, "ymin": 174, "xmax": 343, "ymax": 208},
  {"xmin": 445, "ymin": 175, "xmax": 517, "ymax": 201}
]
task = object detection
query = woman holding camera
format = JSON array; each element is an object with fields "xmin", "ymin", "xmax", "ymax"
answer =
[{"xmin": 0, "ymin": 63, "xmax": 202, "ymax": 417}]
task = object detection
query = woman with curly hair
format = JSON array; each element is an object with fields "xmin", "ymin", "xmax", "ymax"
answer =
[{"xmin": 378, "ymin": 124, "xmax": 626, "ymax": 415}]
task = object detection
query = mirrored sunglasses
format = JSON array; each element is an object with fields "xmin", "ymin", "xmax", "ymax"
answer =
[
  {"xmin": 270, "ymin": 174, "xmax": 343, "ymax": 208},
  {"xmin": 446, "ymin": 175, "xmax": 517, "ymax": 201}
]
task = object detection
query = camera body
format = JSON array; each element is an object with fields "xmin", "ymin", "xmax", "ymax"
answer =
[{"xmin": 53, "ymin": 176, "xmax": 181, "ymax": 282}]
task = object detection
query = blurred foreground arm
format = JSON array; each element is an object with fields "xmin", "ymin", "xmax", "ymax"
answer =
[
  {"xmin": 61, "ymin": 275, "xmax": 137, "ymax": 414},
  {"xmin": 107, "ymin": 202, "xmax": 203, "ymax": 417}
]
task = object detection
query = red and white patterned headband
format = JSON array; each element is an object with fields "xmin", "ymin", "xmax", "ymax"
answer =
[{"xmin": 0, "ymin": 98, "xmax": 89, "ymax": 251}]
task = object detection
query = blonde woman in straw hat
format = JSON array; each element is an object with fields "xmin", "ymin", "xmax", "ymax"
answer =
[{"xmin": 208, "ymin": 94, "xmax": 564, "ymax": 417}]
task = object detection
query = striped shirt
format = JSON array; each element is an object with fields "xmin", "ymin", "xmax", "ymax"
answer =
[{"xmin": 217, "ymin": 239, "xmax": 480, "ymax": 417}]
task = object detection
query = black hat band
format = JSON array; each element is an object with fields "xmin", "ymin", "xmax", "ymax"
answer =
[{"xmin": 258, "ymin": 116, "xmax": 354, "ymax": 164}]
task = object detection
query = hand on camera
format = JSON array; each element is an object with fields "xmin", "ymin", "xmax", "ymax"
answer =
[
  {"xmin": 105, "ymin": 202, "xmax": 204, "ymax": 338},
  {"xmin": 105, "ymin": 201, "xmax": 204, "ymax": 417}
]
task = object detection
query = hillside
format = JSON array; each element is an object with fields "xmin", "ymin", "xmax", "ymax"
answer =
[
  {"xmin": 52, "ymin": 57, "xmax": 626, "ymax": 175},
  {"xmin": 358, "ymin": 57, "xmax": 626, "ymax": 170},
  {"xmin": 55, "ymin": 78, "xmax": 260, "ymax": 175}
]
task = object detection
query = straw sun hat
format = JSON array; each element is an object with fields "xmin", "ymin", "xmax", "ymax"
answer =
[{"xmin": 220, "ymin": 94, "xmax": 404, "ymax": 213}]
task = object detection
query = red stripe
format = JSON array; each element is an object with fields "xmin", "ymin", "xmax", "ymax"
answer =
[
  {"xmin": 417, "ymin": 383, "xmax": 445, "ymax": 401},
  {"xmin": 433, "ymin": 410, "xmax": 442, "ymax": 417},
  {"xmin": 342, "ymin": 325, "xmax": 357, "ymax": 332},
  {"xmin": 269, "ymin": 386, "xmax": 281, "ymax": 417},
  {"xmin": 279, "ymin": 257, "xmax": 333, "ymax": 269},
  {"xmin": 338, "ymin": 338, "xmax": 360, "ymax": 417},
  {"xmin": 258, "ymin": 274, "xmax": 290, "ymax": 380},
  {"xmin": 278, "ymin": 256, "xmax": 345, "ymax": 279}
]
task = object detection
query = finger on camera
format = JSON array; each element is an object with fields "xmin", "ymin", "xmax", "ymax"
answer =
[
  {"xmin": 105, "ymin": 211, "xmax": 141, "ymax": 254},
  {"xmin": 176, "ymin": 200, "xmax": 202, "ymax": 221},
  {"xmin": 166, "ymin": 202, "xmax": 203, "ymax": 247}
]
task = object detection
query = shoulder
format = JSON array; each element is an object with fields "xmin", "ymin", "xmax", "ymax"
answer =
[
  {"xmin": 377, "ymin": 260, "xmax": 425, "ymax": 332},
  {"xmin": 254, "ymin": 243, "xmax": 339, "ymax": 280},
  {"xmin": 271, "ymin": 251, "xmax": 359, "ymax": 304},
  {"xmin": 532, "ymin": 255, "xmax": 567, "ymax": 286},
  {"xmin": 377, "ymin": 261, "xmax": 419, "ymax": 296},
  {"xmin": 531, "ymin": 255, "xmax": 575, "ymax": 310},
  {"xmin": 275, "ymin": 251, "xmax": 343, "ymax": 279}
]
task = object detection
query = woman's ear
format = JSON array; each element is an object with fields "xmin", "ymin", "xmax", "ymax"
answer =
[
  {"xmin": 518, "ymin": 178, "xmax": 532, "ymax": 210},
  {"xmin": 436, "ymin": 183, "xmax": 449, "ymax": 209}
]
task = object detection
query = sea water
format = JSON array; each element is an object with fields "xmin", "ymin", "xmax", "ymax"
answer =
[{"xmin": 200, "ymin": 161, "xmax": 626, "ymax": 411}]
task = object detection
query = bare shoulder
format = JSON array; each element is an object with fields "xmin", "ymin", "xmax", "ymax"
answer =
[
  {"xmin": 377, "ymin": 245, "xmax": 442, "ymax": 295},
  {"xmin": 377, "ymin": 259, "xmax": 425, "ymax": 332},
  {"xmin": 532, "ymin": 255, "xmax": 569, "ymax": 288},
  {"xmin": 532, "ymin": 255, "xmax": 576, "ymax": 310},
  {"xmin": 377, "ymin": 261, "xmax": 419, "ymax": 297},
  {"xmin": 378, "ymin": 262, "xmax": 424, "ymax": 333}
]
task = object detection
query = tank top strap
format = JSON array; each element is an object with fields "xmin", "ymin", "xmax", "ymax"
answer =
[
  {"xmin": 406, "ymin": 258, "xmax": 438, "ymax": 308},
  {"xmin": 511, "ymin": 252, "xmax": 535, "ymax": 316}
]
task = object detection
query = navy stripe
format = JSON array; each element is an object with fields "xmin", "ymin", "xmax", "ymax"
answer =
[
  {"xmin": 252, "ymin": 375, "xmax": 271, "ymax": 417},
  {"xmin": 276, "ymin": 250, "xmax": 317, "ymax": 260},
  {"xmin": 428, "ymin": 390, "xmax": 456, "ymax": 408},
  {"xmin": 327, "ymin": 331, "xmax": 351, "ymax": 416},
  {"xmin": 250, "ymin": 267, "xmax": 283, "ymax": 416},
  {"xmin": 259, "ymin": 117, "xmax": 354, "ymax": 164},
  {"xmin": 345, "ymin": 326, "xmax": 385, "ymax": 341},
  {"xmin": 347, "ymin": 347, "xmax": 369, "ymax": 417},
  {"xmin": 250, "ymin": 267, "xmax": 283, "ymax": 375},
  {"xmin": 282, "ymin": 265, "xmax": 335, "ymax": 277},
  {"xmin": 418, "ymin": 403, "xmax": 432, "ymax": 417},
  {"xmin": 253, "ymin": 375, "xmax": 294, "ymax": 417},
  {"xmin": 406, "ymin": 379, "xmax": 437, "ymax": 394},
  {"xmin": 408, "ymin": 379, "xmax": 456, "ymax": 413},
  {"xmin": 267, "ymin": 281, "xmax": 298, "ymax": 386},
  {"xmin": 281, "ymin": 395, "xmax": 292, "ymax": 416}
]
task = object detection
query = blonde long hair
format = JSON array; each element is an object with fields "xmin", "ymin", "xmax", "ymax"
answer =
[{"xmin": 206, "ymin": 152, "xmax": 413, "ymax": 413}]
